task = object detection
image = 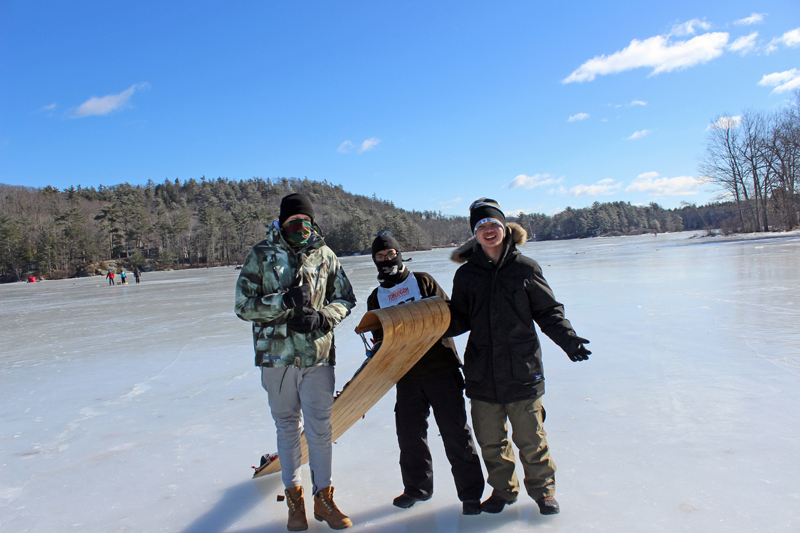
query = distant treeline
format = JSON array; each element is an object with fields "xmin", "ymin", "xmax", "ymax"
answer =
[{"xmin": 0, "ymin": 176, "xmax": 794, "ymax": 281}]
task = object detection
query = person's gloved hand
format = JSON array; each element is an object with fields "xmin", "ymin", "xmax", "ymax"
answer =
[
  {"xmin": 282, "ymin": 284, "xmax": 311, "ymax": 310},
  {"xmin": 287, "ymin": 307, "xmax": 329, "ymax": 333},
  {"xmin": 566, "ymin": 335, "xmax": 591, "ymax": 362}
]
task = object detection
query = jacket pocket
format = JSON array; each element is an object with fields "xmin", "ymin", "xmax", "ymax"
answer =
[
  {"xmin": 512, "ymin": 288, "xmax": 534, "ymax": 325},
  {"xmin": 509, "ymin": 342, "xmax": 543, "ymax": 385},
  {"xmin": 463, "ymin": 339, "xmax": 489, "ymax": 385}
]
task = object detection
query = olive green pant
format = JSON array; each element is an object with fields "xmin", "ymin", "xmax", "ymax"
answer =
[{"xmin": 471, "ymin": 396, "xmax": 556, "ymax": 501}]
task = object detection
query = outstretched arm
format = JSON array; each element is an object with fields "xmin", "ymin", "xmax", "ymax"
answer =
[{"xmin": 526, "ymin": 263, "xmax": 591, "ymax": 362}]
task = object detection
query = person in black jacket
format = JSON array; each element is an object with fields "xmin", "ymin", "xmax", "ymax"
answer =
[
  {"xmin": 367, "ymin": 232, "xmax": 485, "ymax": 516},
  {"xmin": 447, "ymin": 198, "xmax": 591, "ymax": 516}
]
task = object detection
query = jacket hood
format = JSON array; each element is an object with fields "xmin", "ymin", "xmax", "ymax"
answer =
[{"xmin": 451, "ymin": 222, "xmax": 527, "ymax": 264}]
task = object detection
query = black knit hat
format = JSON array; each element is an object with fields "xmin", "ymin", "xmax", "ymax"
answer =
[
  {"xmin": 469, "ymin": 198, "xmax": 505, "ymax": 234},
  {"xmin": 371, "ymin": 232, "xmax": 402, "ymax": 258},
  {"xmin": 279, "ymin": 193, "xmax": 315, "ymax": 226}
]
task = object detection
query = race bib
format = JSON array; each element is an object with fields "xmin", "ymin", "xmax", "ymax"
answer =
[{"xmin": 377, "ymin": 272, "xmax": 423, "ymax": 308}]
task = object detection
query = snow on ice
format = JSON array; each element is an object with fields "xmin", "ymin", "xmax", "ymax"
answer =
[{"xmin": 1, "ymin": 231, "xmax": 799, "ymax": 532}]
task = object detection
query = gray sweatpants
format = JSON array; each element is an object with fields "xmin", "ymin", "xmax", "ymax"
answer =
[{"xmin": 261, "ymin": 365, "xmax": 335, "ymax": 494}]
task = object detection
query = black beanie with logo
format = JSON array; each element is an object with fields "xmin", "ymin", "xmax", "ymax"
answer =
[{"xmin": 469, "ymin": 198, "xmax": 505, "ymax": 234}]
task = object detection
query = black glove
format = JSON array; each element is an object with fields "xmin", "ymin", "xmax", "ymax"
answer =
[
  {"xmin": 287, "ymin": 307, "xmax": 329, "ymax": 333},
  {"xmin": 566, "ymin": 335, "xmax": 591, "ymax": 362},
  {"xmin": 282, "ymin": 284, "xmax": 311, "ymax": 310}
]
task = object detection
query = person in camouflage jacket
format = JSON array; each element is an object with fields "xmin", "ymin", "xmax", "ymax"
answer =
[
  {"xmin": 234, "ymin": 220, "xmax": 356, "ymax": 368},
  {"xmin": 235, "ymin": 193, "xmax": 356, "ymax": 530}
]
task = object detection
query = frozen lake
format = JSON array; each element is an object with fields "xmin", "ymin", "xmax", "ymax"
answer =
[{"xmin": 2, "ymin": 230, "xmax": 799, "ymax": 532}]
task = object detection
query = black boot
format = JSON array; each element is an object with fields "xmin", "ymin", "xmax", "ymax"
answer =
[
  {"xmin": 536, "ymin": 497, "xmax": 560, "ymax": 515},
  {"xmin": 481, "ymin": 494, "xmax": 516, "ymax": 514},
  {"xmin": 461, "ymin": 500, "xmax": 481, "ymax": 515},
  {"xmin": 392, "ymin": 493, "xmax": 431, "ymax": 509}
]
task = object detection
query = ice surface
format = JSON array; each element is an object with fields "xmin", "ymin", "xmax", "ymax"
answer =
[{"xmin": 2, "ymin": 231, "xmax": 799, "ymax": 532}]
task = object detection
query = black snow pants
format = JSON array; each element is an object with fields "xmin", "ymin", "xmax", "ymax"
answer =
[{"xmin": 394, "ymin": 368, "xmax": 485, "ymax": 502}]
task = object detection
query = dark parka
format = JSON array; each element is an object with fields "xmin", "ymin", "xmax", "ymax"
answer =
[{"xmin": 447, "ymin": 223, "xmax": 580, "ymax": 404}]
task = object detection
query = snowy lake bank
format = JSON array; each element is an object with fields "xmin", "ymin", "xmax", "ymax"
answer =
[{"xmin": 2, "ymin": 230, "xmax": 799, "ymax": 532}]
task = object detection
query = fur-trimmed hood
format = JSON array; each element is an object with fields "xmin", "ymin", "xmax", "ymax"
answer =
[{"xmin": 450, "ymin": 222, "xmax": 528, "ymax": 264}]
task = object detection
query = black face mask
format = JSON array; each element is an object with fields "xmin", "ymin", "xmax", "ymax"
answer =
[{"xmin": 375, "ymin": 255, "xmax": 404, "ymax": 284}]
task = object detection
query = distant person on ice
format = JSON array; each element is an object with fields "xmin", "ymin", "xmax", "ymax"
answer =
[
  {"xmin": 446, "ymin": 198, "xmax": 591, "ymax": 516},
  {"xmin": 234, "ymin": 193, "xmax": 357, "ymax": 531},
  {"xmin": 106, "ymin": 270, "xmax": 115, "ymax": 286},
  {"xmin": 133, "ymin": 268, "xmax": 141, "ymax": 284},
  {"xmin": 120, "ymin": 270, "xmax": 127, "ymax": 284},
  {"xmin": 366, "ymin": 232, "xmax": 485, "ymax": 515}
]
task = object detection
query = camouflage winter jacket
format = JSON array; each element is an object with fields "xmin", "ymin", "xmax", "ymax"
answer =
[{"xmin": 234, "ymin": 220, "xmax": 357, "ymax": 367}]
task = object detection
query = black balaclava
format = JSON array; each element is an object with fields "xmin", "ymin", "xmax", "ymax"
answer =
[{"xmin": 371, "ymin": 232, "xmax": 404, "ymax": 284}]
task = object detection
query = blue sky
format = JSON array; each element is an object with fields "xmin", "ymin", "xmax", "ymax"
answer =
[{"xmin": 1, "ymin": 1, "xmax": 798, "ymax": 217}]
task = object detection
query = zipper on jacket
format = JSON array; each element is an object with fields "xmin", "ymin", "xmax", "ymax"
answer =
[{"xmin": 488, "ymin": 237, "xmax": 512, "ymax": 402}]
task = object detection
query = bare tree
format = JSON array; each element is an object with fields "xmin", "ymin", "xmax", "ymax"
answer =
[
  {"xmin": 700, "ymin": 115, "xmax": 752, "ymax": 230},
  {"xmin": 738, "ymin": 110, "xmax": 774, "ymax": 232}
]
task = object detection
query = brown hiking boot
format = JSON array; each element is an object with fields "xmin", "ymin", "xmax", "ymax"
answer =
[
  {"xmin": 285, "ymin": 486, "xmax": 308, "ymax": 531},
  {"xmin": 314, "ymin": 486, "xmax": 352, "ymax": 529}
]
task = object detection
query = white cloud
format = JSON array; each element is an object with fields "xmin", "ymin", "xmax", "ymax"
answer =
[
  {"xmin": 438, "ymin": 197, "xmax": 461, "ymax": 210},
  {"xmin": 627, "ymin": 129, "xmax": 652, "ymax": 140},
  {"xmin": 630, "ymin": 100, "xmax": 647, "ymax": 106},
  {"xmin": 728, "ymin": 32, "xmax": 758, "ymax": 55},
  {"xmin": 671, "ymin": 19, "xmax": 712, "ymax": 37},
  {"xmin": 548, "ymin": 186, "xmax": 568, "ymax": 195},
  {"xmin": 34, "ymin": 103, "xmax": 57, "ymax": 116},
  {"xmin": 780, "ymin": 28, "xmax": 800, "ymax": 46},
  {"xmin": 758, "ymin": 69, "xmax": 800, "ymax": 94},
  {"xmin": 570, "ymin": 180, "xmax": 622, "ymax": 196},
  {"xmin": 70, "ymin": 83, "xmax": 149, "ymax": 118},
  {"xmin": 734, "ymin": 13, "xmax": 766, "ymax": 26},
  {"xmin": 338, "ymin": 137, "xmax": 381, "ymax": 153},
  {"xmin": 563, "ymin": 31, "xmax": 729, "ymax": 83},
  {"xmin": 359, "ymin": 137, "xmax": 380, "ymax": 153},
  {"xmin": 568, "ymin": 113, "xmax": 590, "ymax": 122},
  {"xmin": 766, "ymin": 28, "xmax": 800, "ymax": 53},
  {"xmin": 337, "ymin": 141, "xmax": 355, "ymax": 153},
  {"xmin": 626, "ymin": 173, "xmax": 702, "ymax": 196},
  {"xmin": 509, "ymin": 173, "xmax": 562, "ymax": 189},
  {"xmin": 707, "ymin": 115, "xmax": 741, "ymax": 130}
]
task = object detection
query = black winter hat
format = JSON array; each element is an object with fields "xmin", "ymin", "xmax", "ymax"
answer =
[
  {"xmin": 469, "ymin": 198, "xmax": 505, "ymax": 234},
  {"xmin": 371, "ymin": 232, "xmax": 402, "ymax": 258},
  {"xmin": 279, "ymin": 193, "xmax": 315, "ymax": 227}
]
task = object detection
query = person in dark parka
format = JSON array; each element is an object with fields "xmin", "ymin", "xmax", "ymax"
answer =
[
  {"xmin": 446, "ymin": 198, "xmax": 591, "ymax": 516},
  {"xmin": 367, "ymin": 232, "xmax": 485, "ymax": 516}
]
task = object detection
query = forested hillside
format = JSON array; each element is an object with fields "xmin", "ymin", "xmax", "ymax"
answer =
[
  {"xmin": 0, "ymin": 176, "xmax": 794, "ymax": 282},
  {"xmin": 0, "ymin": 178, "xmax": 471, "ymax": 281}
]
